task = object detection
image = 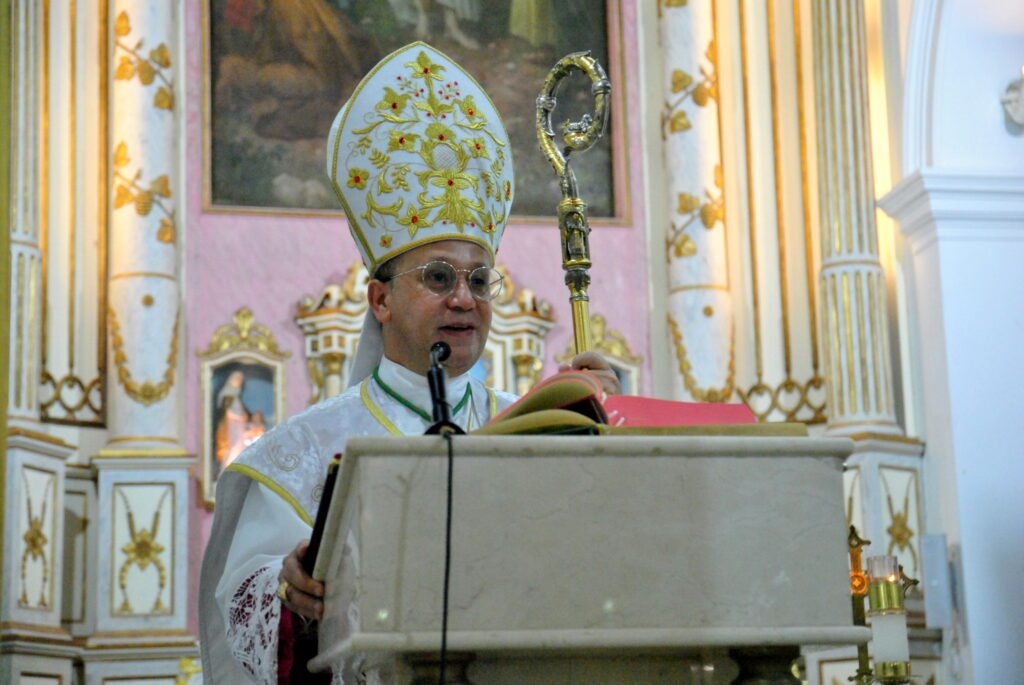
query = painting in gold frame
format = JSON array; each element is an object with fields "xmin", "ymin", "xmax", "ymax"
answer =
[{"xmin": 203, "ymin": 0, "xmax": 620, "ymax": 218}]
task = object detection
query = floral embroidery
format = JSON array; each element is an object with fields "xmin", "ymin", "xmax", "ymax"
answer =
[{"xmin": 347, "ymin": 168, "xmax": 369, "ymax": 190}]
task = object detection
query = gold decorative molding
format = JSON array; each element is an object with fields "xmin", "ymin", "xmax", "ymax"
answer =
[
  {"xmin": 115, "ymin": 486, "xmax": 171, "ymax": 615},
  {"xmin": 198, "ymin": 307, "xmax": 291, "ymax": 360},
  {"xmin": 109, "ymin": 305, "xmax": 179, "ymax": 405},
  {"xmin": 558, "ymin": 313, "xmax": 641, "ymax": 366},
  {"xmin": 40, "ymin": 371, "xmax": 103, "ymax": 424},
  {"xmin": 112, "ymin": 141, "xmax": 176, "ymax": 243},
  {"xmin": 113, "ymin": 10, "xmax": 174, "ymax": 111},
  {"xmin": 7, "ymin": 427, "xmax": 76, "ymax": 449},
  {"xmin": 19, "ymin": 469, "xmax": 55, "ymax": 609},
  {"xmin": 738, "ymin": 375, "xmax": 827, "ymax": 424},
  {"xmin": 176, "ymin": 657, "xmax": 202, "ymax": 685}
]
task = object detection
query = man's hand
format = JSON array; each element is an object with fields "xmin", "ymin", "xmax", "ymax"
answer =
[
  {"xmin": 277, "ymin": 540, "xmax": 324, "ymax": 621},
  {"xmin": 561, "ymin": 350, "xmax": 621, "ymax": 396}
]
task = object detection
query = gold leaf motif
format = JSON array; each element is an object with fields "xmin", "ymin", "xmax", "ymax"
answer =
[
  {"xmin": 153, "ymin": 87, "xmax": 174, "ymax": 110},
  {"xmin": 150, "ymin": 175, "xmax": 172, "ymax": 198},
  {"xmin": 114, "ymin": 11, "xmax": 131, "ymax": 37},
  {"xmin": 157, "ymin": 218, "xmax": 175, "ymax": 243},
  {"xmin": 673, "ymin": 233, "xmax": 697, "ymax": 258},
  {"xmin": 114, "ymin": 184, "xmax": 133, "ymax": 209},
  {"xmin": 134, "ymin": 190, "xmax": 154, "ymax": 216},
  {"xmin": 113, "ymin": 142, "xmax": 130, "ymax": 168},
  {"xmin": 666, "ymin": 0, "xmax": 689, "ymax": 5},
  {"xmin": 671, "ymin": 69, "xmax": 693, "ymax": 93},
  {"xmin": 115, "ymin": 55, "xmax": 135, "ymax": 80},
  {"xmin": 677, "ymin": 192, "xmax": 700, "ymax": 214},
  {"xmin": 700, "ymin": 201, "xmax": 722, "ymax": 228},
  {"xmin": 670, "ymin": 110, "xmax": 691, "ymax": 133},
  {"xmin": 150, "ymin": 43, "xmax": 172, "ymax": 69},
  {"xmin": 136, "ymin": 59, "xmax": 156, "ymax": 85}
]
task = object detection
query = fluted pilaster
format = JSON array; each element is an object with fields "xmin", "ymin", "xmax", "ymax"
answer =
[{"xmin": 812, "ymin": 0, "xmax": 899, "ymax": 434}]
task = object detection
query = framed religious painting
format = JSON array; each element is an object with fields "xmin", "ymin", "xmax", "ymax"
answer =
[
  {"xmin": 203, "ymin": 0, "xmax": 625, "ymax": 218},
  {"xmin": 197, "ymin": 308, "xmax": 290, "ymax": 509}
]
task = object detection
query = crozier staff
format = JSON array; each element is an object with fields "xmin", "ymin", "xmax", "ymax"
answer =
[{"xmin": 198, "ymin": 41, "xmax": 618, "ymax": 684}]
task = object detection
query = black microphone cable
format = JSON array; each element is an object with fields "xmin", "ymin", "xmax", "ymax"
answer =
[{"xmin": 438, "ymin": 429, "xmax": 455, "ymax": 685}]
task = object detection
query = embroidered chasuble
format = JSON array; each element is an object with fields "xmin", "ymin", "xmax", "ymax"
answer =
[{"xmin": 199, "ymin": 357, "xmax": 517, "ymax": 684}]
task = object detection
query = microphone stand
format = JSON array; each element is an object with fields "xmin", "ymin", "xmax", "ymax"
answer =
[
  {"xmin": 424, "ymin": 342, "xmax": 463, "ymax": 685},
  {"xmin": 425, "ymin": 342, "xmax": 466, "ymax": 437}
]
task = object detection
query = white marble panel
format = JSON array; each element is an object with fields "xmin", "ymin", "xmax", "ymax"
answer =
[
  {"xmin": 315, "ymin": 435, "xmax": 868, "ymax": 670},
  {"xmin": 93, "ymin": 462, "xmax": 191, "ymax": 633}
]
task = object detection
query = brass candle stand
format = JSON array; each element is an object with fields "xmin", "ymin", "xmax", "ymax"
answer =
[
  {"xmin": 847, "ymin": 526, "xmax": 919, "ymax": 684},
  {"xmin": 536, "ymin": 52, "xmax": 611, "ymax": 355}
]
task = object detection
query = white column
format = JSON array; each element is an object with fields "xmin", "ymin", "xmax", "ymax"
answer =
[
  {"xmin": 103, "ymin": 0, "xmax": 182, "ymax": 452},
  {"xmin": 812, "ymin": 0, "xmax": 899, "ymax": 435},
  {"xmin": 880, "ymin": 170, "xmax": 1024, "ymax": 685},
  {"xmin": 658, "ymin": 0, "xmax": 735, "ymax": 402},
  {"xmin": 85, "ymin": 2, "xmax": 197, "ymax": 668}
]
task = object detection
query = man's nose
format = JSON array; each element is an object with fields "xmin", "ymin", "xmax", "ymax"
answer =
[{"xmin": 446, "ymin": 275, "xmax": 476, "ymax": 308}]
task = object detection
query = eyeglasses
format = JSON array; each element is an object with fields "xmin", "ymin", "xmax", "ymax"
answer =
[{"xmin": 382, "ymin": 260, "xmax": 504, "ymax": 302}]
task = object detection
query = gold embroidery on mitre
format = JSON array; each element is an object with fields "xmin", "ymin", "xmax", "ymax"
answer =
[{"xmin": 328, "ymin": 43, "xmax": 514, "ymax": 272}]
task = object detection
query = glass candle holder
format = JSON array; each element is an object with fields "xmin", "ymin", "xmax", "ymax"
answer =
[{"xmin": 866, "ymin": 555, "xmax": 910, "ymax": 666}]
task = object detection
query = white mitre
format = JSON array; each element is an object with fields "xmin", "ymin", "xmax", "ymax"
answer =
[{"xmin": 326, "ymin": 42, "xmax": 515, "ymax": 385}]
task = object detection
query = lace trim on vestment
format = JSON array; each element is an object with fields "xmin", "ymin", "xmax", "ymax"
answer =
[{"xmin": 226, "ymin": 565, "xmax": 281, "ymax": 684}]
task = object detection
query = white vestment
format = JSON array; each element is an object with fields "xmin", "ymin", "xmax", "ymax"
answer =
[{"xmin": 199, "ymin": 357, "xmax": 517, "ymax": 684}]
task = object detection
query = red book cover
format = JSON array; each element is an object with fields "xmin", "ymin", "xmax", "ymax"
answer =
[{"xmin": 603, "ymin": 395, "xmax": 756, "ymax": 427}]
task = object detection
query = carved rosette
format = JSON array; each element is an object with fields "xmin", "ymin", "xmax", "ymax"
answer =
[{"xmin": 659, "ymin": 0, "xmax": 735, "ymax": 402}]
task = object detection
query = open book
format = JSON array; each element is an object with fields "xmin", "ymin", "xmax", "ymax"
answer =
[{"xmin": 471, "ymin": 369, "xmax": 804, "ymax": 437}]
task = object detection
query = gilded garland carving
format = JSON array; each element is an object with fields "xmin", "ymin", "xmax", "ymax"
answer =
[
  {"xmin": 113, "ymin": 142, "xmax": 176, "ymax": 244},
  {"xmin": 113, "ymin": 11, "xmax": 174, "ymax": 111},
  {"xmin": 667, "ymin": 313, "xmax": 735, "ymax": 402},
  {"xmin": 198, "ymin": 307, "xmax": 291, "ymax": 360},
  {"xmin": 116, "ymin": 486, "xmax": 171, "ymax": 614},
  {"xmin": 109, "ymin": 305, "xmax": 180, "ymax": 406}
]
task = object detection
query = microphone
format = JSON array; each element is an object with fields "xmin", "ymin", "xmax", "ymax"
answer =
[{"xmin": 425, "ymin": 342, "xmax": 464, "ymax": 436}]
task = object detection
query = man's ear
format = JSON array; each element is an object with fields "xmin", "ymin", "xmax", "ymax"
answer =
[{"xmin": 367, "ymin": 279, "xmax": 392, "ymax": 325}]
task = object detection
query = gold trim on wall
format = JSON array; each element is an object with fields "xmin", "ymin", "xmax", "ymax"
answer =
[
  {"xmin": 737, "ymin": 0, "xmax": 763, "ymax": 382},
  {"xmin": 792, "ymin": 0, "xmax": 820, "ymax": 376},
  {"xmin": 0, "ymin": 0, "xmax": 11, "ymax": 553}
]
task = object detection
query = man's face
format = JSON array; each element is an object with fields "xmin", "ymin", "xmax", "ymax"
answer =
[{"xmin": 371, "ymin": 240, "xmax": 493, "ymax": 377}]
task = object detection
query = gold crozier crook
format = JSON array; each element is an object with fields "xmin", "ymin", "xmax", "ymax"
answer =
[{"xmin": 536, "ymin": 52, "xmax": 611, "ymax": 354}]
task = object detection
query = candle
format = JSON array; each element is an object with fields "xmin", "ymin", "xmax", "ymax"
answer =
[{"xmin": 866, "ymin": 555, "xmax": 911, "ymax": 672}]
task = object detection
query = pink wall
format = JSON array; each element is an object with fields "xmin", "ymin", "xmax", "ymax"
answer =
[{"xmin": 184, "ymin": 0, "xmax": 649, "ymax": 631}]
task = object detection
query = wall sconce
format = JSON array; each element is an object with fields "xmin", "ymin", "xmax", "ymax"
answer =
[{"xmin": 1002, "ymin": 66, "xmax": 1024, "ymax": 126}]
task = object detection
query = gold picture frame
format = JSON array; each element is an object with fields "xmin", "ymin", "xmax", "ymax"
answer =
[{"xmin": 201, "ymin": 0, "xmax": 630, "ymax": 222}]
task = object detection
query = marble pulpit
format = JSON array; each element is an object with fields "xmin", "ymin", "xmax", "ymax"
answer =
[{"xmin": 309, "ymin": 434, "xmax": 868, "ymax": 684}]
